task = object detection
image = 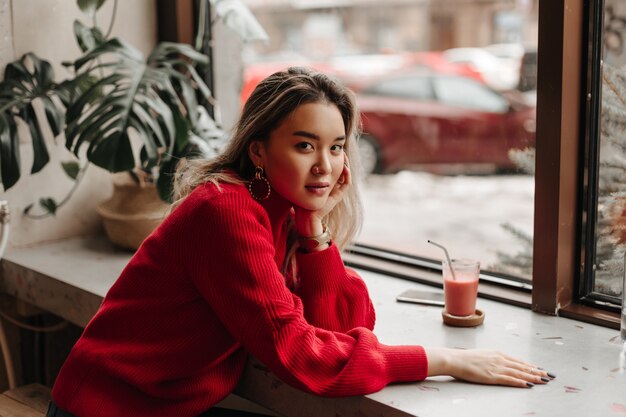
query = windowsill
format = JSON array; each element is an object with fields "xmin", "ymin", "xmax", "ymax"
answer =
[
  {"xmin": 558, "ymin": 303, "xmax": 621, "ymax": 329},
  {"xmin": 1, "ymin": 235, "xmax": 625, "ymax": 417}
]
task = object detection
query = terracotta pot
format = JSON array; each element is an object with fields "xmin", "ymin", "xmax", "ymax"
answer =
[{"xmin": 96, "ymin": 182, "xmax": 170, "ymax": 250}]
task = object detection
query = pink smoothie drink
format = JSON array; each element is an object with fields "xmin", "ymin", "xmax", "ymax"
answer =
[{"xmin": 443, "ymin": 260, "xmax": 479, "ymax": 316}]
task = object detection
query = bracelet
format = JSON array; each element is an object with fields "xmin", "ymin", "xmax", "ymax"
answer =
[{"xmin": 298, "ymin": 224, "xmax": 332, "ymax": 252}]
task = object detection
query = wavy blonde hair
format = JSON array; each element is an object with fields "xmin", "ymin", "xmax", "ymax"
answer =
[{"xmin": 172, "ymin": 67, "xmax": 363, "ymax": 275}]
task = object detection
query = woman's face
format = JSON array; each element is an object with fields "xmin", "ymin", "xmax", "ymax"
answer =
[{"xmin": 250, "ymin": 102, "xmax": 347, "ymax": 211}]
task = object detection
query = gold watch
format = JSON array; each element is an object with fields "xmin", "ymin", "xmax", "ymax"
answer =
[{"xmin": 298, "ymin": 225, "xmax": 331, "ymax": 252}]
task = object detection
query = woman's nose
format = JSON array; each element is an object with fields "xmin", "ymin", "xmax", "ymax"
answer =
[{"xmin": 312, "ymin": 154, "xmax": 331, "ymax": 175}]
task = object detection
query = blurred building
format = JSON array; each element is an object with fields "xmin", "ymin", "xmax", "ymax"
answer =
[{"xmin": 242, "ymin": 0, "xmax": 538, "ymax": 61}]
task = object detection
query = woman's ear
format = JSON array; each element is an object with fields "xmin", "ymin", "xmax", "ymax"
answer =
[{"xmin": 248, "ymin": 141, "xmax": 265, "ymax": 167}]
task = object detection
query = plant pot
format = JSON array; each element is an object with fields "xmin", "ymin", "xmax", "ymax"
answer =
[{"xmin": 96, "ymin": 182, "xmax": 170, "ymax": 250}]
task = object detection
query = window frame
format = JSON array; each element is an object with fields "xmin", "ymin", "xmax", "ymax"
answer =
[
  {"xmin": 533, "ymin": 0, "xmax": 619, "ymax": 328},
  {"xmin": 578, "ymin": 0, "xmax": 624, "ymax": 309}
]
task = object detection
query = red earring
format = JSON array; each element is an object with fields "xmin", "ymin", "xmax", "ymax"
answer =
[{"xmin": 248, "ymin": 166, "xmax": 271, "ymax": 200}]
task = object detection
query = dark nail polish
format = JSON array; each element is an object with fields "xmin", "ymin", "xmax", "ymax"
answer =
[
  {"xmin": 526, "ymin": 382, "xmax": 535, "ymax": 387},
  {"xmin": 547, "ymin": 372, "xmax": 557, "ymax": 379},
  {"xmin": 541, "ymin": 377, "xmax": 550, "ymax": 382}
]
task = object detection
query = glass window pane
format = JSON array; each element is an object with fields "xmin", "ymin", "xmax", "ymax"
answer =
[
  {"xmin": 242, "ymin": 0, "xmax": 538, "ymax": 283},
  {"xmin": 593, "ymin": 0, "xmax": 626, "ymax": 298}
]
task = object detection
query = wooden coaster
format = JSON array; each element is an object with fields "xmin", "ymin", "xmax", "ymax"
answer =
[{"xmin": 442, "ymin": 309, "xmax": 485, "ymax": 327}]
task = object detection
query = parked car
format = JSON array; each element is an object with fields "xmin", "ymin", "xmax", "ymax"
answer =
[
  {"xmin": 241, "ymin": 51, "xmax": 483, "ymax": 106},
  {"xmin": 354, "ymin": 71, "xmax": 536, "ymax": 175},
  {"xmin": 240, "ymin": 59, "xmax": 335, "ymax": 105},
  {"xmin": 328, "ymin": 51, "xmax": 485, "ymax": 91},
  {"xmin": 443, "ymin": 47, "xmax": 519, "ymax": 91}
]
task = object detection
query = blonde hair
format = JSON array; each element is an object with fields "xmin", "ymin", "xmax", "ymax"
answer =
[{"xmin": 172, "ymin": 67, "xmax": 363, "ymax": 275}]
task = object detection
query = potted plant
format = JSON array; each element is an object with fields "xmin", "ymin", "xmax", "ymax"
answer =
[{"xmin": 0, "ymin": 0, "xmax": 266, "ymax": 249}]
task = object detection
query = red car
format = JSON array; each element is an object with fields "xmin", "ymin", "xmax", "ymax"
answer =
[{"xmin": 354, "ymin": 71, "xmax": 536, "ymax": 175}]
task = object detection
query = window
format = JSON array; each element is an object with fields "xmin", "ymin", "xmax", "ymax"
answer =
[
  {"xmin": 242, "ymin": 0, "xmax": 538, "ymax": 288},
  {"xmin": 582, "ymin": 0, "xmax": 626, "ymax": 305}
]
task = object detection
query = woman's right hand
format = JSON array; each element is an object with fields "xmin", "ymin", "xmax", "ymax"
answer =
[{"xmin": 425, "ymin": 347, "xmax": 555, "ymax": 388}]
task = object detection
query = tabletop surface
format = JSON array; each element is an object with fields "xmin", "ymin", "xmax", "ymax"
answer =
[{"xmin": 2, "ymin": 235, "xmax": 625, "ymax": 417}]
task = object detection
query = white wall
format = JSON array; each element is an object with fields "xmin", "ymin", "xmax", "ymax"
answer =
[
  {"xmin": 0, "ymin": 0, "xmax": 157, "ymax": 247},
  {"xmin": 214, "ymin": 19, "xmax": 245, "ymax": 132}
]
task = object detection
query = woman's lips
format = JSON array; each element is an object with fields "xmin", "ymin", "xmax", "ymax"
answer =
[{"xmin": 305, "ymin": 183, "xmax": 329, "ymax": 195}]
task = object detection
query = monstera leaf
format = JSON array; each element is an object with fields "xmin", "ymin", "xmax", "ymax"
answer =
[
  {"xmin": 77, "ymin": 0, "xmax": 107, "ymax": 18},
  {"xmin": 0, "ymin": 0, "xmax": 257, "ymax": 206},
  {"xmin": 0, "ymin": 53, "xmax": 65, "ymax": 190},
  {"xmin": 63, "ymin": 38, "xmax": 211, "ymax": 199}
]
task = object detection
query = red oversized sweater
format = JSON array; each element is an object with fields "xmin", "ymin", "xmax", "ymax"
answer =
[{"xmin": 52, "ymin": 180, "xmax": 428, "ymax": 417}]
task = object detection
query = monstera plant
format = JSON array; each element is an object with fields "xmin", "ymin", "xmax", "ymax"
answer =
[{"xmin": 0, "ymin": 0, "xmax": 266, "ymax": 218}]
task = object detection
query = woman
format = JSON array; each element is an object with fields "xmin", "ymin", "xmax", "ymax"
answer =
[{"xmin": 50, "ymin": 67, "xmax": 554, "ymax": 417}]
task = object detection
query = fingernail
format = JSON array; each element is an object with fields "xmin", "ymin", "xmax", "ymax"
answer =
[
  {"xmin": 541, "ymin": 377, "xmax": 550, "ymax": 382},
  {"xmin": 526, "ymin": 382, "xmax": 535, "ymax": 387},
  {"xmin": 547, "ymin": 372, "xmax": 557, "ymax": 379}
]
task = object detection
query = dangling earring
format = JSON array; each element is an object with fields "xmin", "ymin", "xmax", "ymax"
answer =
[{"xmin": 248, "ymin": 166, "xmax": 271, "ymax": 200}]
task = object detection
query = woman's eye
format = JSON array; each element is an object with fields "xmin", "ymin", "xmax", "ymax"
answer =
[
  {"xmin": 296, "ymin": 142, "xmax": 314, "ymax": 151},
  {"xmin": 331, "ymin": 144, "xmax": 344, "ymax": 152}
]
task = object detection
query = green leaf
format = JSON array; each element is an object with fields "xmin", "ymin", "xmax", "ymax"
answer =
[
  {"xmin": 133, "ymin": 102, "xmax": 167, "ymax": 148},
  {"xmin": 0, "ymin": 115, "xmax": 20, "ymax": 190},
  {"xmin": 73, "ymin": 20, "xmax": 105, "ymax": 52},
  {"xmin": 4, "ymin": 60, "xmax": 29, "ymax": 80},
  {"xmin": 127, "ymin": 114, "xmax": 157, "ymax": 165},
  {"xmin": 77, "ymin": 0, "xmax": 107, "ymax": 18},
  {"xmin": 149, "ymin": 42, "xmax": 210, "ymax": 66},
  {"xmin": 156, "ymin": 157, "xmax": 179, "ymax": 203},
  {"xmin": 56, "ymin": 74, "xmax": 99, "ymax": 107},
  {"xmin": 177, "ymin": 79, "xmax": 199, "ymax": 127},
  {"xmin": 87, "ymin": 130, "xmax": 135, "ymax": 172},
  {"xmin": 39, "ymin": 197, "xmax": 58, "ymax": 215},
  {"xmin": 22, "ymin": 104, "xmax": 50, "ymax": 174},
  {"xmin": 73, "ymin": 38, "xmax": 142, "ymax": 71},
  {"xmin": 66, "ymin": 102, "xmax": 119, "ymax": 152},
  {"xmin": 26, "ymin": 53, "xmax": 55, "ymax": 88},
  {"xmin": 143, "ymin": 96, "xmax": 175, "ymax": 144},
  {"xmin": 41, "ymin": 96, "xmax": 63, "ymax": 137},
  {"xmin": 65, "ymin": 73, "xmax": 123, "ymax": 124},
  {"xmin": 0, "ymin": 53, "xmax": 61, "ymax": 188},
  {"xmin": 161, "ymin": 93, "xmax": 190, "ymax": 155},
  {"xmin": 61, "ymin": 161, "xmax": 80, "ymax": 180}
]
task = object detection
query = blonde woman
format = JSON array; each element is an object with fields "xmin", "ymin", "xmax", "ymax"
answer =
[{"xmin": 50, "ymin": 67, "xmax": 554, "ymax": 417}]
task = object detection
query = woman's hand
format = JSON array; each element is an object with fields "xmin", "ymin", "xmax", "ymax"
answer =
[
  {"xmin": 294, "ymin": 155, "xmax": 351, "ymax": 238},
  {"xmin": 425, "ymin": 347, "xmax": 555, "ymax": 388}
]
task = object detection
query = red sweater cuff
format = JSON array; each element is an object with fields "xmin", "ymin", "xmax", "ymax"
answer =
[
  {"xmin": 380, "ymin": 344, "xmax": 429, "ymax": 382},
  {"xmin": 295, "ymin": 242, "xmax": 346, "ymax": 296}
]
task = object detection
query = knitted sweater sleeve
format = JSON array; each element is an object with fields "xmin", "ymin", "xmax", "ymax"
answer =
[
  {"xmin": 184, "ymin": 191, "xmax": 428, "ymax": 397},
  {"xmin": 295, "ymin": 248, "xmax": 376, "ymax": 332}
]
